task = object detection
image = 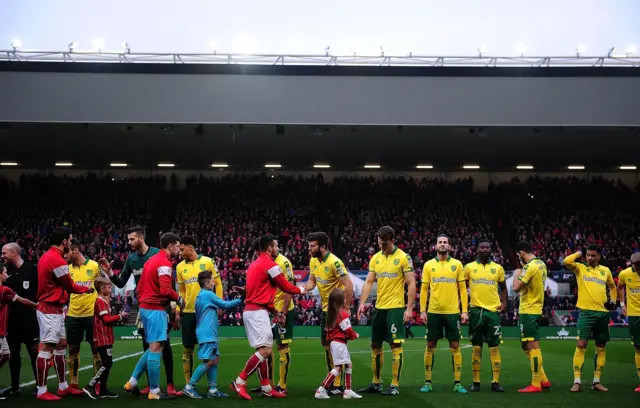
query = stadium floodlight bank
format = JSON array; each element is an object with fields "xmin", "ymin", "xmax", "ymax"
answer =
[{"xmin": 1, "ymin": 50, "xmax": 639, "ymax": 67}]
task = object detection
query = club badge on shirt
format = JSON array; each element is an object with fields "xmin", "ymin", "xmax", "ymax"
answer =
[{"xmin": 23, "ymin": 281, "xmax": 29, "ymax": 289}]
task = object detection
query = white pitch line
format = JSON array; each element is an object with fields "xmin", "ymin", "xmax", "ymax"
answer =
[
  {"xmin": 19, "ymin": 342, "xmax": 470, "ymax": 387},
  {"xmin": 20, "ymin": 342, "xmax": 181, "ymax": 387}
]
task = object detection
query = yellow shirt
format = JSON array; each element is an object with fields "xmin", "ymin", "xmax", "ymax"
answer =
[
  {"xmin": 68, "ymin": 259, "xmax": 100, "ymax": 317},
  {"xmin": 563, "ymin": 252, "xmax": 616, "ymax": 312},
  {"xmin": 421, "ymin": 256, "xmax": 466, "ymax": 314},
  {"xmin": 176, "ymin": 255, "xmax": 223, "ymax": 313},
  {"xmin": 518, "ymin": 258, "xmax": 547, "ymax": 315},
  {"xmin": 369, "ymin": 247, "xmax": 414, "ymax": 309},
  {"xmin": 618, "ymin": 267, "xmax": 640, "ymax": 317},
  {"xmin": 273, "ymin": 254, "xmax": 295, "ymax": 312},
  {"xmin": 464, "ymin": 260, "xmax": 505, "ymax": 312},
  {"xmin": 310, "ymin": 252, "xmax": 348, "ymax": 311}
]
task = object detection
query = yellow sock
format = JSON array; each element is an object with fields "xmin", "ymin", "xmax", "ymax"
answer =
[
  {"xmin": 573, "ymin": 347, "xmax": 586, "ymax": 383},
  {"xmin": 593, "ymin": 346, "xmax": 606, "ymax": 383},
  {"xmin": 92, "ymin": 351, "xmax": 102, "ymax": 374},
  {"xmin": 634, "ymin": 348, "xmax": 640, "ymax": 380},
  {"xmin": 391, "ymin": 347, "xmax": 403, "ymax": 387},
  {"xmin": 471, "ymin": 346, "xmax": 482, "ymax": 383},
  {"xmin": 424, "ymin": 347, "xmax": 435, "ymax": 382},
  {"xmin": 278, "ymin": 347, "xmax": 291, "ymax": 390},
  {"xmin": 371, "ymin": 348, "xmax": 384, "ymax": 384},
  {"xmin": 451, "ymin": 348, "xmax": 462, "ymax": 382},
  {"xmin": 182, "ymin": 348, "xmax": 194, "ymax": 383},
  {"xmin": 530, "ymin": 349, "xmax": 543, "ymax": 388},
  {"xmin": 489, "ymin": 346, "xmax": 501, "ymax": 383},
  {"xmin": 67, "ymin": 353, "xmax": 79, "ymax": 385}
]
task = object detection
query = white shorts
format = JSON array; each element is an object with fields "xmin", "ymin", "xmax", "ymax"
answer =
[
  {"xmin": 0, "ymin": 337, "xmax": 9, "ymax": 355},
  {"xmin": 243, "ymin": 309, "xmax": 273, "ymax": 349},
  {"xmin": 37, "ymin": 311, "xmax": 66, "ymax": 344},
  {"xmin": 330, "ymin": 341, "xmax": 351, "ymax": 366}
]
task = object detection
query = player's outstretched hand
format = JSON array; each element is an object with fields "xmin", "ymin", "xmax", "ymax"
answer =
[
  {"xmin": 120, "ymin": 312, "xmax": 129, "ymax": 320},
  {"xmin": 403, "ymin": 308, "xmax": 413, "ymax": 323},
  {"xmin": 420, "ymin": 312, "xmax": 428, "ymax": 324},
  {"xmin": 357, "ymin": 304, "xmax": 366, "ymax": 321},
  {"xmin": 461, "ymin": 312, "xmax": 469, "ymax": 324},
  {"xmin": 86, "ymin": 287, "xmax": 95, "ymax": 294},
  {"xmin": 298, "ymin": 285, "xmax": 307, "ymax": 295},
  {"xmin": 98, "ymin": 258, "xmax": 113, "ymax": 273}
]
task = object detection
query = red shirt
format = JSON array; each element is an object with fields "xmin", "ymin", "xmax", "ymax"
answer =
[
  {"xmin": 93, "ymin": 297, "xmax": 120, "ymax": 347},
  {"xmin": 138, "ymin": 250, "xmax": 179, "ymax": 311},
  {"xmin": 244, "ymin": 253, "xmax": 301, "ymax": 312},
  {"xmin": 37, "ymin": 247, "xmax": 91, "ymax": 314},
  {"xmin": 326, "ymin": 310, "xmax": 358, "ymax": 344},
  {"xmin": 0, "ymin": 286, "xmax": 17, "ymax": 336}
]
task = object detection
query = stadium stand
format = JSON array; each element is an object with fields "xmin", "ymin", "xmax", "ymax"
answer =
[{"xmin": 1, "ymin": 173, "xmax": 638, "ymax": 327}]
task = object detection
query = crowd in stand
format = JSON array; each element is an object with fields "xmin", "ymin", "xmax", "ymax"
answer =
[{"xmin": 1, "ymin": 172, "xmax": 639, "ymax": 328}]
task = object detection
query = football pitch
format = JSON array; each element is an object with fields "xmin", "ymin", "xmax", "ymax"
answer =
[{"xmin": 2, "ymin": 338, "xmax": 639, "ymax": 407}]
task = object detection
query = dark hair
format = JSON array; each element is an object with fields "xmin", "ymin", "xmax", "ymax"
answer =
[
  {"xmin": 306, "ymin": 232, "xmax": 330, "ymax": 249},
  {"xmin": 326, "ymin": 289, "xmax": 345, "ymax": 330},
  {"xmin": 94, "ymin": 277, "xmax": 111, "ymax": 293},
  {"xmin": 477, "ymin": 239, "xmax": 492, "ymax": 247},
  {"xmin": 181, "ymin": 235, "xmax": 197, "ymax": 247},
  {"xmin": 50, "ymin": 227, "xmax": 72, "ymax": 246},
  {"xmin": 587, "ymin": 245, "xmax": 601, "ymax": 254},
  {"xmin": 0, "ymin": 263, "xmax": 6, "ymax": 273},
  {"xmin": 375, "ymin": 226, "xmax": 395, "ymax": 241},
  {"xmin": 436, "ymin": 234, "xmax": 449, "ymax": 243},
  {"xmin": 127, "ymin": 226, "xmax": 145, "ymax": 237},
  {"xmin": 198, "ymin": 270, "xmax": 212, "ymax": 288},
  {"xmin": 257, "ymin": 235, "xmax": 275, "ymax": 252},
  {"xmin": 160, "ymin": 232, "xmax": 180, "ymax": 249},
  {"xmin": 70, "ymin": 238, "xmax": 82, "ymax": 250},
  {"xmin": 515, "ymin": 241, "xmax": 534, "ymax": 253}
]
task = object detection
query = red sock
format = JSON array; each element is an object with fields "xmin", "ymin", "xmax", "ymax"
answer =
[
  {"xmin": 0, "ymin": 353, "xmax": 9, "ymax": 368},
  {"xmin": 322, "ymin": 369, "xmax": 339, "ymax": 390},
  {"xmin": 37, "ymin": 351, "xmax": 52, "ymax": 387},
  {"xmin": 257, "ymin": 360, "xmax": 270, "ymax": 386},
  {"xmin": 345, "ymin": 365, "xmax": 352, "ymax": 390},
  {"xmin": 53, "ymin": 351, "xmax": 66, "ymax": 384},
  {"xmin": 240, "ymin": 352, "xmax": 263, "ymax": 382}
]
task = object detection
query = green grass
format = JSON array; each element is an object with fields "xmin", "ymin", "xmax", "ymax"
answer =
[{"xmin": 1, "ymin": 338, "xmax": 639, "ymax": 407}]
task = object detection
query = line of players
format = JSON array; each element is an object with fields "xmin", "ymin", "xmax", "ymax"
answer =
[{"xmin": 1, "ymin": 225, "xmax": 640, "ymax": 400}]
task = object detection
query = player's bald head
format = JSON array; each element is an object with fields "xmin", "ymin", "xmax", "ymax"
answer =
[
  {"xmin": 3, "ymin": 242, "xmax": 21, "ymax": 254},
  {"xmin": 1, "ymin": 242, "xmax": 22, "ymax": 266}
]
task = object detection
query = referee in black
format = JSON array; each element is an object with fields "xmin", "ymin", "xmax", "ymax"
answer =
[{"xmin": 0, "ymin": 243, "xmax": 39, "ymax": 398}]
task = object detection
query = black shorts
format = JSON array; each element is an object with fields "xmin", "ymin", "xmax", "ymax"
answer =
[
  {"xmin": 8, "ymin": 318, "xmax": 40, "ymax": 346},
  {"xmin": 66, "ymin": 316, "xmax": 94, "ymax": 346}
]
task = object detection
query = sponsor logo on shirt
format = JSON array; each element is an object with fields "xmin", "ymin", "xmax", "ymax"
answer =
[
  {"xmin": 316, "ymin": 278, "xmax": 333, "ymax": 285},
  {"xmin": 185, "ymin": 277, "xmax": 198, "ymax": 284},
  {"xmin": 378, "ymin": 272, "xmax": 400, "ymax": 278},
  {"xmin": 629, "ymin": 287, "xmax": 640, "ymax": 294},
  {"xmin": 133, "ymin": 268, "xmax": 143, "ymax": 276},
  {"xmin": 432, "ymin": 277, "xmax": 456, "ymax": 283},
  {"xmin": 472, "ymin": 278, "xmax": 496, "ymax": 286},
  {"xmin": 583, "ymin": 276, "xmax": 606, "ymax": 286}
]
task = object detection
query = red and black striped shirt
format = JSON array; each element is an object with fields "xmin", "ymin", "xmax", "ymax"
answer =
[{"xmin": 93, "ymin": 297, "xmax": 121, "ymax": 347}]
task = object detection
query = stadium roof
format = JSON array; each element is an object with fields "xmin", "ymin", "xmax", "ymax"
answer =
[
  {"xmin": 0, "ymin": 123, "xmax": 637, "ymax": 172},
  {"xmin": 1, "ymin": 50, "xmax": 639, "ymax": 67}
]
